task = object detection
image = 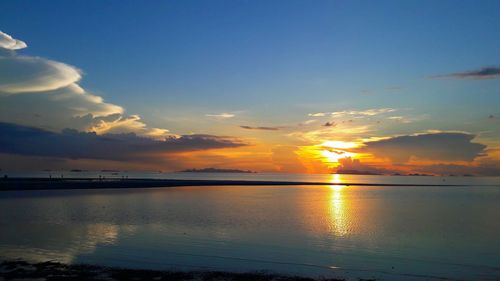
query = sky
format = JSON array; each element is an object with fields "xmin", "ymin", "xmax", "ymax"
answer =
[{"xmin": 0, "ymin": 0, "xmax": 499, "ymax": 175}]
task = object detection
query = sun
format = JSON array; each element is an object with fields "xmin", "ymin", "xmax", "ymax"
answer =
[
  {"xmin": 319, "ymin": 140, "xmax": 359, "ymax": 165},
  {"xmin": 320, "ymin": 149, "xmax": 355, "ymax": 163}
]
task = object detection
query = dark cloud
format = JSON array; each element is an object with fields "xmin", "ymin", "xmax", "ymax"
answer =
[
  {"xmin": 361, "ymin": 132, "xmax": 486, "ymax": 163},
  {"xmin": 240, "ymin": 125, "xmax": 280, "ymax": 131},
  {"xmin": 431, "ymin": 66, "xmax": 500, "ymax": 80},
  {"xmin": 0, "ymin": 122, "xmax": 245, "ymax": 161},
  {"xmin": 336, "ymin": 157, "xmax": 390, "ymax": 175}
]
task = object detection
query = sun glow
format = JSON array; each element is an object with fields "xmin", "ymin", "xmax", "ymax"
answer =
[
  {"xmin": 321, "ymin": 141, "xmax": 358, "ymax": 149},
  {"xmin": 319, "ymin": 140, "xmax": 359, "ymax": 164},
  {"xmin": 320, "ymin": 149, "xmax": 356, "ymax": 163}
]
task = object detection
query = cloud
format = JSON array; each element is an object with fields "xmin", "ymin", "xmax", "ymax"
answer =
[
  {"xmin": 240, "ymin": 125, "xmax": 280, "ymax": 131},
  {"xmin": 331, "ymin": 108, "xmax": 396, "ymax": 117},
  {"xmin": 0, "ymin": 56, "xmax": 81, "ymax": 94},
  {"xmin": 308, "ymin": 112, "xmax": 326, "ymax": 117},
  {"xmin": 0, "ymin": 122, "xmax": 245, "ymax": 161},
  {"xmin": 431, "ymin": 66, "xmax": 500, "ymax": 80},
  {"xmin": 336, "ymin": 157, "xmax": 389, "ymax": 175},
  {"xmin": 387, "ymin": 116, "xmax": 415, "ymax": 123},
  {"xmin": 0, "ymin": 30, "xmax": 174, "ymax": 139},
  {"xmin": 361, "ymin": 132, "xmax": 486, "ymax": 163},
  {"xmin": 0, "ymin": 84, "xmax": 125, "ymax": 131},
  {"xmin": 0, "ymin": 29, "xmax": 250, "ymax": 153},
  {"xmin": 205, "ymin": 113, "xmax": 235, "ymax": 118},
  {"xmin": 0, "ymin": 31, "xmax": 27, "ymax": 50},
  {"xmin": 308, "ymin": 108, "xmax": 397, "ymax": 119}
]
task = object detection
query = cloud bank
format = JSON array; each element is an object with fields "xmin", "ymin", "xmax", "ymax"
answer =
[
  {"xmin": 361, "ymin": 132, "xmax": 486, "ymax": 163},
  {"xmin": 0, "ymin": 122, "xmax": 245, "ymax": 161},
  {"xmin": 0, "ymin": 31, "xmax": 248, "ymax": 168}
]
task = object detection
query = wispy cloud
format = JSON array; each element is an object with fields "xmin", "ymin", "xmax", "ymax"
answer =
[
  {"xmin": 431, "ymin": 66, "xmax": 500, "ymax": 80},
  {"xmin": 240, "ymin": 125, "xmax": 280, "ymax": 131},
  {"xmin": 298, "ymin": 119, "xmax": 317, "ymax": 126},
  {"xmin": 331, "ymin": 108, "xmax": 396, "ymax": 117},
  {"xmin": 205, "ymin": 113, "xmax": 235, "ymax": 118},
  {"xmin": 308, "ymin": 108, "xmax": 397, "ymax": 119},
  {"xmin": 308, "ymin": 112, "xmax": 326, "ymax": 117}
]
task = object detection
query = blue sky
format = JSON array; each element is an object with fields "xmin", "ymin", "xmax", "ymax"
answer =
[{"xmin": 0, "ymin": 0, "xmax": 499, "ymax": 173}]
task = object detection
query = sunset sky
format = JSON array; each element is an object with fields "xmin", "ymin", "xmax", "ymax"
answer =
[{"xmin": 0, "ymin": 1, "xmax": 499, "ymax": 175}]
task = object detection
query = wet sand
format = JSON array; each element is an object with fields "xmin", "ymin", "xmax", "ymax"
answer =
[
  {"xmin": 0, "ymin": 260, "xmax": 350, "ymax": 281},
  {"xmin": 0, "ymin": 177, "xmax": 461, "ymax": 191}
]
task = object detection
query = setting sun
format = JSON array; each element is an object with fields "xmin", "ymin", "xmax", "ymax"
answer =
[
  {"xmin": 0, "ymin": 2, "xmax": 499, "ymax": 281},
  {"xmin": 319, "ymin": 140, "xmax": 358, "ymax": 164},
  {"xmin": 320, "ymin": 149, "xmax": 355, "ymax": 164}
]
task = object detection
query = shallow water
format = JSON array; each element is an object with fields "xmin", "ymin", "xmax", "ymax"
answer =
[{"xmin": 1, "ymin": 182, "xmax": 499, "ymax": 280}]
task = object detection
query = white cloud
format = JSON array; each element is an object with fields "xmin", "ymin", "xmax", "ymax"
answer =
[
  {"xmin": 0, "ymin": 31, "xmax": 27, "ymax": 50},
  {"xmin": 0, "ymin": 30, "xmax": 168, "ymax": 137},
  {"xmin": 308, "ymin": 112, "xmax": 326, "ymax": 117},
  {"xmin": 206, "ymin": 113, "xmax": 235, "ymax": 118},
  {"xmin": 308, "ymin": 108, "xmax": 397, "ymax": 119},
  {"xmin": 331, "ymin": 108, "xmax": 396, "ymax": 117},
  {"xmin": 0, "ymin": 84, "xmax": 124, "ymax": 131},
  {"xmin": 0, "ymin": 56, "xmax": 81, "ymax": 94}
]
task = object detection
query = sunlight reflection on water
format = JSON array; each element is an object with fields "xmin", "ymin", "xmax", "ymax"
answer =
[
  {"xmin": 328, "ymin": 185, "xmax": 348, "ymax": 237},
  {"xmin": 0, "ymin": 184, "xmax": 499, "ymax": 281}
]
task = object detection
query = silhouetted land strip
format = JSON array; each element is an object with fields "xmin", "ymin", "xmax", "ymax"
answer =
[
  {"xmin": 0, "ymin": 260, "xmax": 351, "ymax": 281},
  {"xmin": 0, "ymin": 177, "xmax": 466, "ymax": 191},
  {"xmin": 179, "ymin": 168, "xmax": 255, "ymax": 173}
]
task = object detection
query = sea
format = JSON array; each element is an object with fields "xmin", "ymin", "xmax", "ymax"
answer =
[{"xmin": 0, "ymin": 172, "xmax": 499, "ymax": 280}]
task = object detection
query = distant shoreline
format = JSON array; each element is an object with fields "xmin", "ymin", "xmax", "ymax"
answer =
[
  {"xmin": 0, "ymin": 177, "xmax": 466, "ymax": 191},
  {"xmin": 179, "ymin": 168, "xmax": 256, "ymax": 173}
]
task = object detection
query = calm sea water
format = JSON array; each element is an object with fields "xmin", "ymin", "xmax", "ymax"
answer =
[{"xmin": 0, "ymin": 175, "xmax": 499, "ymax": 280}]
